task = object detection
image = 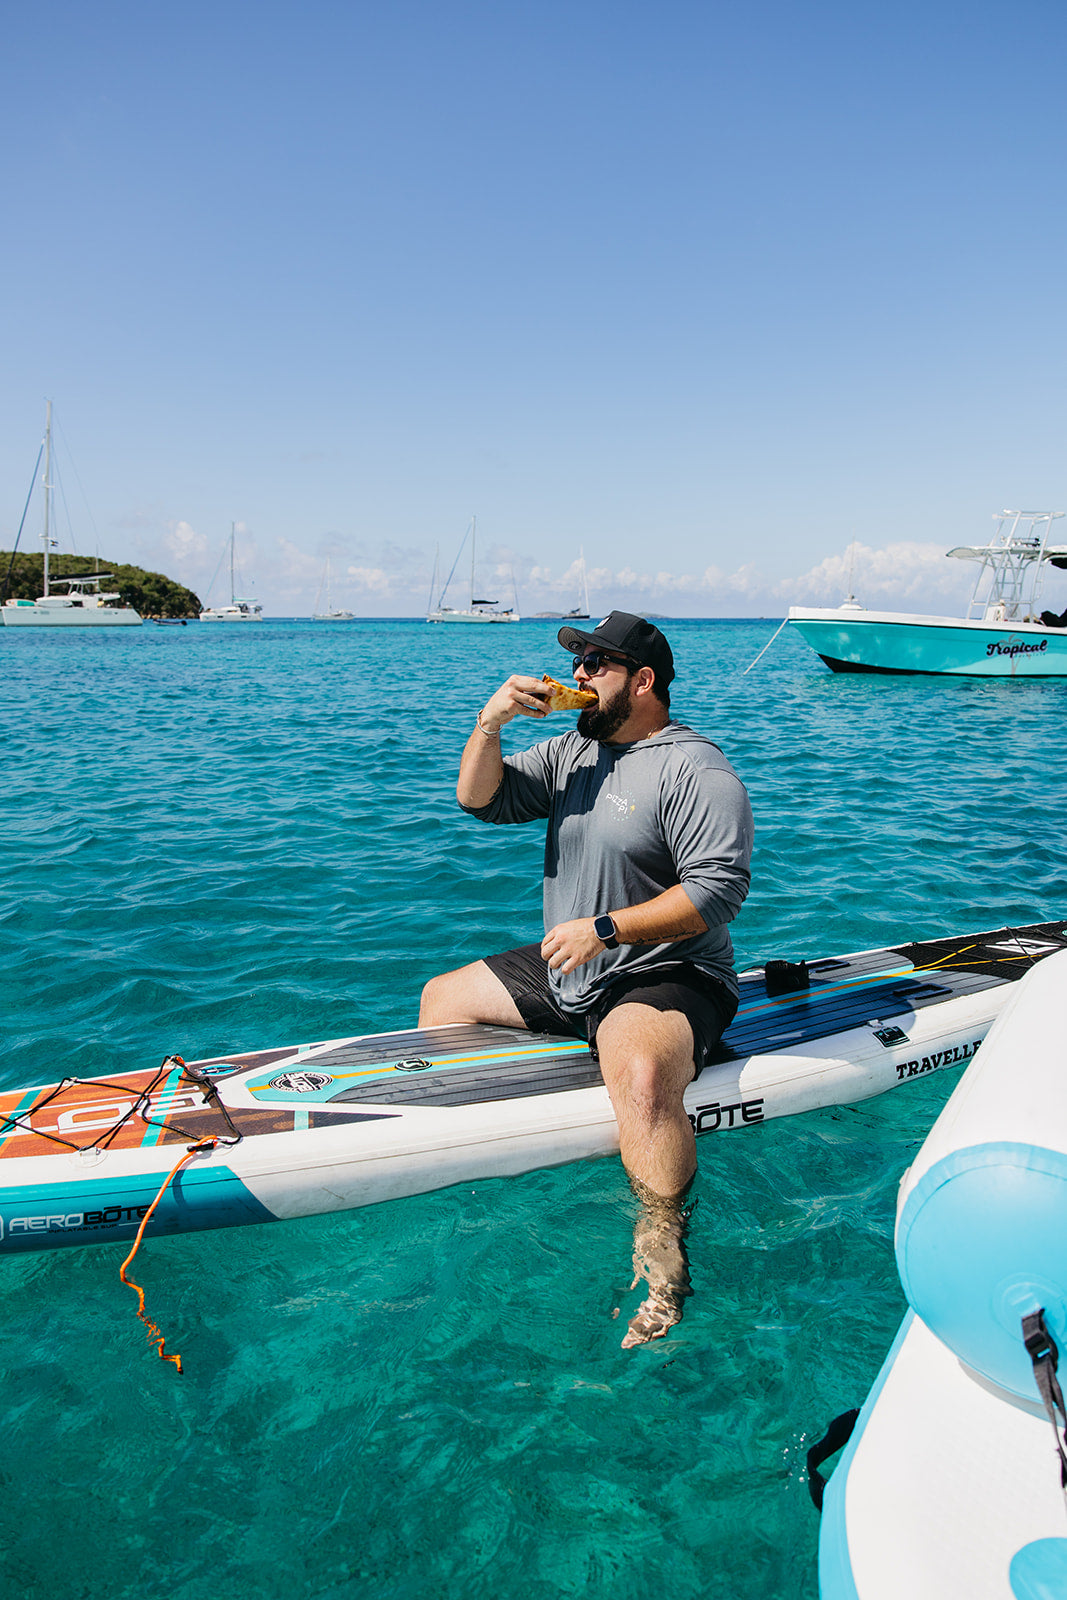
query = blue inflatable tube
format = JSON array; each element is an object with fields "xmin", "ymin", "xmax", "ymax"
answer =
[{"xmin": 895, "ymin": 949, "xmax": 1067, "ymax": 1401}]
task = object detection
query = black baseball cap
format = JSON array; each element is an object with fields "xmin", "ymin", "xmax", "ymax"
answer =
[{"xmin": 558, "ymin": 611, "xmax": 675, "ymax": 687}]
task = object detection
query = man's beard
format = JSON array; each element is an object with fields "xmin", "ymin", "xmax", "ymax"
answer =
[{"xmin": 577, "ymin": 678, "xmax": 634, "ymax": 742}]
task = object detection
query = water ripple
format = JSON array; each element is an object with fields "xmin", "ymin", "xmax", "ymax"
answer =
[{"xmin": 0, "ymin": 619, "xmax": 1063, "ymax": 1598}]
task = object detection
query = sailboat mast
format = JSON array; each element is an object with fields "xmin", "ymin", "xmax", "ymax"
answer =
[
  {"xmin": 426, "ymin": 544, "xmax": 440, "ymax": 614},
  {"xmin": 42, "ymin": 400, "xmax": 53, "ymax": 597},
  {"xmin": 470, "ymin": 515, "xmax": 476, "ymax": 606},
  {"xmin": 230, "ymin": 522, "xmax": 236, "ymax": 604}
]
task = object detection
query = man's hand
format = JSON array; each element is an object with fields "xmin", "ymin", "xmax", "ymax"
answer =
[
  {"xmin": 542, "ymin": 918, "xmax": 606, "ymax": 975},
  {"xmin": 477, "ymin": 674, "xmax": 553, "ymax": 733},
  {"xmin": 458, "ymin": 675, "xmax": 554, "ymax": 810}
]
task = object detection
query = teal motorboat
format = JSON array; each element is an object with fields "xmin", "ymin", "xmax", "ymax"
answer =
[{"xmin": 789, "ymin": 510, "xmax": 1067, "ymax": 676}]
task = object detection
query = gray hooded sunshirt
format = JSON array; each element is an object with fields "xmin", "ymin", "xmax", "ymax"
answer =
[{"xmin": 462, "ymin": 721, "xmax": 753, "ymax": 1017}]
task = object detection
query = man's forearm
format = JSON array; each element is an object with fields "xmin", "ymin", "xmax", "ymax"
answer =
[
  {"xmin": 457, "ymin": 717, "xmax": 505, "ymax": 809},
  {"xmin": 542, "ymin": 885, "xmax": 708, "ymax": 975},
  {"xmin": 457, "ymin": 676, "xmax": 553, "ymax": 809},
  {"xmin": 610, "ymin": 885, "xmax": 707, "ymax": 945}
]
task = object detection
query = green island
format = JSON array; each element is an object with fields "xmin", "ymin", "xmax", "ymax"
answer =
[{"xmin": 0, "ymin": 553, "xmax": 202, "ymax": 619}]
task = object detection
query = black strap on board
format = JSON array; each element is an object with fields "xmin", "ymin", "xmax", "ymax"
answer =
[
  {"xmin": 765, "ymin": 959, "xmax": 810, "ymax": 998},
  {"xmin": 806, "ymin": 1408, "xmax": 860, "ymax": 1511},
  {"xmin": 1022, "ymin": 1309, "xmax": 1067, "ymax": 1505}
]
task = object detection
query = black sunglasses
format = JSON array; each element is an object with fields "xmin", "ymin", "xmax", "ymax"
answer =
[{"xmin": 572, "ymin": 650, "xmax": 638, "ymax": 676}]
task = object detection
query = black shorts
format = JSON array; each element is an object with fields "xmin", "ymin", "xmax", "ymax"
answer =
[{"xmin": 483, "ymin": 943, "xmax": 737, "ymax": 1074}]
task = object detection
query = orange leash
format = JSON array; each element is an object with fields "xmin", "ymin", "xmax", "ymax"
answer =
[{"xmin": 118, "ymin": 1139, "xmax": 218, "ymax": 1374}]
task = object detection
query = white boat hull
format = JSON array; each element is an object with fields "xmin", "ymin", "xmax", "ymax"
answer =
[
  {"xmin": 427, "ymin": 609, "xmax": 521, "ymax": 624},
  {"xmin": 2, "ymin": 602, "xmax": 142, "ymax": 627},
  {"xmin": 789, "ymin": 607, "xmax": 1067, "ymax": 676}
]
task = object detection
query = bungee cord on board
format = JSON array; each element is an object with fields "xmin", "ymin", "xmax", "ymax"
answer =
[{"xmin": 0, "ymin": 1054, "xmax": 243, "ymax": 1375}]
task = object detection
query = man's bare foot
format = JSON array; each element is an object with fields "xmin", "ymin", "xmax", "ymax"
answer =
[
  {"xmin": 620, "ymin": 1182, "xmax": 694, "ymax": 1349},
  {"xmin": 621, "ymin": 1281, "xmax": 689, "ymax": 1347}
]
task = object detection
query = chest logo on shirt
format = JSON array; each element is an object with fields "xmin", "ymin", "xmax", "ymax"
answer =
[{"xmin": 603, "ymin": 792, "xmax": 636, "ymax": 823}]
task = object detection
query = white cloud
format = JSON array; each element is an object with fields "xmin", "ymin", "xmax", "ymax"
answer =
[
  {"xmin": 345, "ymin": 565, "xmax": 392, "ymax": 593},
  {"xmin": 481, "ymin": 541, "xmax": 989, "ymax": 617},
  {"xmin": 723, "ymin": 564, "xmax": 763, "ymax": 596},
  {"xmin": 274, "ymin": 536, "xmax": 320, "ymax": 584},
  {"xmin": 162, "ymin": 519, "xmax": 208, "ymax": 562},
  {"xmin": 102, "ymin": 523, "xmax": 1029, "ymax": 619},
  {"xmin": 780, "ymin": 540, "xmax": 971, "ymax": 607}
]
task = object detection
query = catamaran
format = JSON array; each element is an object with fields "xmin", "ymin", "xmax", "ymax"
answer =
[
  {"xmin": 200, "ymin": 524, "xmax": 264, "ymax": 621},
  {"xmin": 427, "ymin": 517, "xmax": 520, "ymax": 623},
  {"xmin": 312, "ymin": 558, "xmax": 354, "ymax": 621},
  {"xmin": 1, "ymin": 402, "xmax": 143, "ymax": 628},
  {"xmin": 788, "ymin": 510, "xmax": 1067, "ymax": 676}
]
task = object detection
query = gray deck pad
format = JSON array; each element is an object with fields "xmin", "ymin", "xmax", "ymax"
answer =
[{"xmin": 273, "ymin": 921, "xmax": 1067, "ymax": 1109}]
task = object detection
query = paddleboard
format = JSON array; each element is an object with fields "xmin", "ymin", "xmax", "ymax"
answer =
[{"xmin": 1, "ymin": 919, "xmax": 1064, "ymax": 1254}]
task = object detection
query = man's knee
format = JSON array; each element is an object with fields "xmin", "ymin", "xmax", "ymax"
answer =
[
  {"xmin": 595, "ymin": 1007, "xmax": 696, "ymax": 1113},
  {"xmin": 611, "ymin": 1055, "xmax": 686, "ymax": 1122},
  {"xmin": 418, "ymin": 960, "xmax": 527, "ymax": 1029},
  {"xmin": 419, "ymin": 968, "xmax": 464, "ymax": 1026}
]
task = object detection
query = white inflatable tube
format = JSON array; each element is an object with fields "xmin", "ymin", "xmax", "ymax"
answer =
[
  {"xmin": 895, "ymin": 949, "xmax": 1067, "ymax": 1401},
  {"xmin": 818, "ymin": 1312, "xmax": 1067, "ymax": 1600}
]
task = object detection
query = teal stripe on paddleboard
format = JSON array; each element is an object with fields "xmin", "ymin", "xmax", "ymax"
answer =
[
  {"xmin": 244, "ymin": 1039, "xmax": 590, "ymax": 1103},
  {"xmin": 0, "ymin": 1166, "xmax": 275, "ymax": 1252},
  {"xmin": 138, "ymin": 1060, "xmax": 189, "ymax": 1148}
]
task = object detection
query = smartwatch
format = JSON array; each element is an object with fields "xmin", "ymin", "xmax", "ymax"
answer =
[{"xmin": 594, "ymin": 914, "xmax": 619, "ymax": 950}]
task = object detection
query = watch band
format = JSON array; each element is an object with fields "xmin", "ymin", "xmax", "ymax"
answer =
[{"xmin": 594, "ymin": 913, "xmax": 618, "ymax": 949}]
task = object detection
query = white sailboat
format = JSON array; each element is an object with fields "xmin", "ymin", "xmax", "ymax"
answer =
[
  {"xmin": 533, "ymin": 547, "xmax": 592, "ymax": 619},
  {"xmin": 1, "ymin": 402, "xmax": 143, "ymax": 628},
  {"xmin": 312, "ymin": 558, "xmax": 354, "ymax": 621},
  {"xmin": 560, "ymin": 547, "xmax": 591, "ymax": 620},
  {"xmin": 427, "ymin": 517, "xmax": 520, "ymax": 623},
  {"xmin": 200, "ymin": 524, "xmax": 264, "ymax": 621}
]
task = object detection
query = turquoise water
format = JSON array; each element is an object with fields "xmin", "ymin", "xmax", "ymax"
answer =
[{"xmin": 1, "ymin": 617, "xmax": 1063, "ymax": 1599}]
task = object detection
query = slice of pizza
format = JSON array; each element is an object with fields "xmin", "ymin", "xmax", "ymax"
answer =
[{"xmin": 541, "ymin": 674, "xmax": 598, "ymax": 711}]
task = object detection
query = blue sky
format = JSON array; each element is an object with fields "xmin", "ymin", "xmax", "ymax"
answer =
[{"xmin": 3, "ymin": 0, "xmax": 1066, "ymax": 616}]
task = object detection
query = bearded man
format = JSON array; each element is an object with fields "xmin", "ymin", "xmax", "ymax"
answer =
[{"xmin": 419, "ymin": 612, "xmax": 753, "ymax": 1345}]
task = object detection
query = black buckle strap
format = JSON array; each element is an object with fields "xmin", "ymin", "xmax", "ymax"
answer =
[
  {"xmin": 806, "ymin": 1408, "xmax": 860, "ymax": 1511},
  {"xmin": 1022, "ymin": 1309, "xmax": 1067, "ymax": 1500},
  {"xmin": 765, "ymin": 959, "xmax": 810, "ymax": 998}
]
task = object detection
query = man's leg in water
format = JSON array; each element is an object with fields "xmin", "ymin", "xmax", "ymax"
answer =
[
  {"xmin": 418, "ymin": 960, "xmax": 529, "ymax": 1029},
  {"xmin": 594, "ymin": 1003, "xmax": 698, "ymax": 1349},
  {"xmin": 422, "ymin": 968, "xmax": 698, "ymax": 1348}
]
